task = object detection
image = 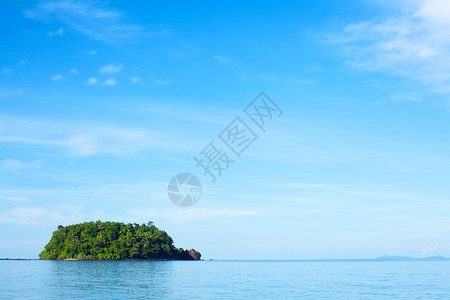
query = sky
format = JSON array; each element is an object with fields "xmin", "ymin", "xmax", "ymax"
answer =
[{"xmin": 1, "ymin": 0, "xmax": 450, "ymax": 259}]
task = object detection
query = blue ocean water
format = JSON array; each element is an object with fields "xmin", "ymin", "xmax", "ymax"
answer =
[{"xmin": 1, "ymin": 259, "xmax": 449, "ymax": 299}]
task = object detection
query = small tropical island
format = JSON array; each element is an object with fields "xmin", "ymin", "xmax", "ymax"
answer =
[{"xmin": 39, "ymin": 221, "xmax": 201, "ymax": 260}]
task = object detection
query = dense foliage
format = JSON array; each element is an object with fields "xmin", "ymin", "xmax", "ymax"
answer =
[{"xmin": 39, "ymin": 221, "xmax": 200, "ymax": 260}]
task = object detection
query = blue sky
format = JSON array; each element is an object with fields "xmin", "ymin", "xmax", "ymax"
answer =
[{"xmin": 1, "ymin": 0, "xmax": 450, "ymax": 259}]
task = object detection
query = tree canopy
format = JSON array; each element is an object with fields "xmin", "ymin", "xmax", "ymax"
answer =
[{"xmin": 39, "ymin": 221, "xmax": 200, "ymax": 260}]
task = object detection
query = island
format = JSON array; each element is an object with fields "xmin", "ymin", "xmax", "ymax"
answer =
[
  {"xmin": 39, "ymin": 221, "xmax": 201, "ymax": 260},
  {"xmin": 376, "ymin": 255, "xmax": 448, "ymax": 261}
]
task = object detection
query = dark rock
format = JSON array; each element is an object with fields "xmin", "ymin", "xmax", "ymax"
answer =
[{"xmin": 189, "ymin": 249, "xmax": 201, "ymax": 260}]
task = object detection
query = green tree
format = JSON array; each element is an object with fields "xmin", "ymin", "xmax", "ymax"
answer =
[{"xmin": 39, "ymin": 221, "xmax": 200, "ymax": 261}]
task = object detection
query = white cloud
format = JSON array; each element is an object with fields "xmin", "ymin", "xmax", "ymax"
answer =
[
  {"xmin": 240, "ymin": 194, "xmax": 332, "ymax": 204},
  {"xmin": 65, "ymin": 134, "xmax": 98, "ymax": 156},
  {"xmin": 82, "ymin": 50, "xmax": 97, "ymax": 55},
  {"xmin": 261, "ymin": 181, "xmax": 450, "ymax": 211},
  {"xmin": 0, "ymin": 115, "xmax": 163, "ymax": 157},
  {"xmin": 99, "ymin": 64, "xmax": 122, "ymax": 74},
  {"xmin": 268, "ymin": 183, "xmax": 338, "ymax": 190},
  {"xmin": 327, "ymin": 0, "xmax": 450, "ymax": 93},
  {"xmin": 0, "ymin": 208, "xmax": 45, "ymax": 225},
  {"xmin": 47, "ymin": 27, "xmax": 64, "ymax": 37},
  {"xmin": 0, "ymin": 195, "xmax": 28, "ymax": 202},
  {"xmin": 24, "ymin": 0, "xmax": 160, "ymax": 43},
  {"xmin": 2, "ymin": 68, "xmax": 11, "ymax": 74},
  {"xmin": 389, "ymin": 93, "xmax": 422, "ymax": 102},
  {"xmin": 0, "ymin": 205, "xmax": 83, "ymax": 225},
  {"xmin": 0, "ymin": 181, "xmax": 168, "ymax": 210},
  {"xmin": 0, "ymin": 159, "xmax": 42, "ymax": 171},
  {"xmin": 213, "ymin": 55, "xmax": 233, "ymax": 64},
  {"xmin": 51, "ymin": 74, "xmax": 64, "ymax": 81},
  {"xmin": 212, "ymin": 55, "xmax": 244, "ymax": 72},
  {"xmin": 212, "ymin": 55, "xmax": 247, "ymax": 73},
  {"xmin": 102, "ymin": 78, "xmax": 118, "ymax": 86},
  {"xmin": 51, "ymin": 69, "xmax": 77, "ymax": 81},
  {"xmin": 126, "ymin": 208, "xmax": 258, "ymax": 223},
  {"xmin": 213, "ymin": 55, "xmax": 302, "ymax": 84},
  {"xmin": 85, "ymin": 77, "xmax": 98, "ymax": 85},
  {"xmin": 422, "ymin": 244, "xmax": 439, "ymax": 253},
  {"xmin": 152, "ymin": 79, "xmax": 171, "ymax": 86},
  {"xmin": 0, "ymin": 88, "xmax": 23, "ymax": 98},
  {"xmin": 130, "ymin": 76, "xmax": 141, "ymax": 83},
  {"xmin": 414, "ymin": 0, "xmax": 450, "ymax": 24},
  {"xmin": 235, "ymin": 74, "xmax": 247, "ymax": 81}
]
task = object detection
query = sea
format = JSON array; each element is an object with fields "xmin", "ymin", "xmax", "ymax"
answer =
[{"xmin": 1, "ymin": 259, "xmax": 450, "ymax": 299}]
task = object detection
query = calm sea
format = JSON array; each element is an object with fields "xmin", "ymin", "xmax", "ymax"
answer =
[{"xmin": 1, "ymin": 259, "xmax": 449, "ymax": 299}]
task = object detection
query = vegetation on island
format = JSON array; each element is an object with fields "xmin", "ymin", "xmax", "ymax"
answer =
[{"xmin": 39, "ymin": 221, "xmax": 201, "ymax": 260}]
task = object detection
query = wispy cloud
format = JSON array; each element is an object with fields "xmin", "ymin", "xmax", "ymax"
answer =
[
  {"xmin": 0, "ymin": 195, "xmax": 28, "ymax": 202},
  {"xmin": 0, "ymin": 115, "xmax": 165, "ymax": 157},
  {"xmin": 24, "ymin": 0, "xmax": 167, "ymax": 43},
  {"xmin": 253, "ymin": 73, "xmax": 315, "ymax": 85},
  {"xmin": 0, "ymin": 208, "xmax": 47, "ymax": 225},
  {"xmin": 212, "ymin": 55, "xmax": 312, "ymax": 84},
  {"xmin": 326, "ymin": 0, "xmax": 450, "ymax": 93},
  {"xmin": 0, "ymin": 159, "xmax": 42, "ymax": 171},
  {"xmin": 99, "ymin": 64, "xmax": 122, "ymax": 74},
  {"xmin": 51, "ymin": 69, "xmax": 78, "ymax": 81},
  {"xmin": 2, "ymin": 68, "xmax": 11, "ymax": 74},
  {"xmin": 85, "ymin": 77, "xmax": 98, "ymax": 85},
  {"xmin": 213, "ymin": 55, "xmax": 245, "ymax": 72},
  {"xmin": 130, "ymin": 76, "xmax": 141, "ymax": 83},
  {"xmin": 239, "ymin": 193, "xmax": 333, "ymax": 204},
  {"xmin": 0, "ymin": 88, "xmax": 23, "ymax": 98},
  {"xmin": 102, "ymin": 78, "xmax": 118, "ymax": 86},
  {"xmin": 51, "ymin": 74, "xmax": 64, "ymax": 81},
  {"xmin": 47, "ymin": 27, "xmax": 64, "ymax": 37},
  {"xmin": 266, "ymin": 181, "xmax": 450, "ymax": 207},
  {"xmin": 213, "ymin": 55, "xmax": 233, "ymax": 64},
  {"xmin": 0, "ymin": 182, "xmax": 241, "ymax": 225},
  {"xmin": 126, "ymin": 207, "xmax": 258, "ymax": 223},
  {"xmin": 0, "ymin": 206, "xmax": 83, "ymax": 225},
  {"xmin": 147, "ymin": 76, "xmax": 171, "ymax": 85},
  {"xmin": 0, "ymin": 181, "xmax": 169, "ymax": 207},
  {"xmin": 415, "ymin": 0, "xmax": 450, "ymax": 24},
  {"xmin": 152, "ymin": 79, "xmax": 170, "ymax": 86},
  {"xmin": 82, "ymin": 50, "xmax": 97, "ymax": 55},
  {"xmin": 268, "ymin": 183, "xmax": 338, "ymax": 190},
  {"xmin": 422, "ymin": 244, "xmax": 439, "ymax": 254}
]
